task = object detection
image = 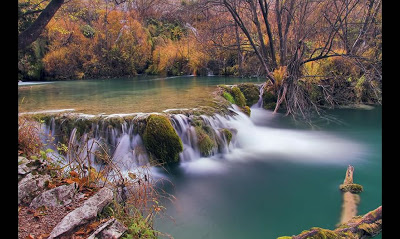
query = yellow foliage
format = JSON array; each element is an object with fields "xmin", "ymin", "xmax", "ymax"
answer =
[
  {"xmin": 272, "ymin": 66, "xmax": 288, "ymax": 87},
  {"xmin": 150, "ymin": 37, "xmax": 208, "ymax": 75}
]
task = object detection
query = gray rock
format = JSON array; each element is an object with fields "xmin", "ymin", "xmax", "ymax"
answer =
[
  {"xmin": 99, "ymin": 219, "xmax": 127, "ymax": 238},
  {"xmin": 87, "ymin": 218, "xmax": 127, "ymax": 239},
  {"xmin": 30, "ymin": 183, "xmax": 79, "ymax": 208},
  {"xmin": 18, "ymin": 158, "xmax": 48, "ymax": 182},
  {"xmin": 18, "ymin": 173, "xmax": 51, "ymax": 205},
  {"xmin": 48, "ymin": 187, "xmax": 114, "ymax": 239},
  {"xmin": 18, "ymin": 156, "xmax": 29, "ymax": 165}
]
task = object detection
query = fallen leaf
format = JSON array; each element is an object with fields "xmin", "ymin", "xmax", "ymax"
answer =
[
  {"xmin": 75, "ymin": 228, "xmax": 86, "ymax": 235},
  {"xmin": 47, "ymin": 181, "xmax": 56, "ymax": 189},
  {"xmin": 88, "ymin": 221, "xmax": 100, "ymax": 231},
  {"xmin": 69, "ymin": 171, "xmax": 79, "ymax": 178},
  {"xmin": 37, "ymin": 233, "xmax": 49, "ymax": 239},
  {"xmin": 25, "ymin": 234, "xmax": 35, "ymax": 239},
  {"xmin": 62, "ymin": 178, "xmax": 74, "ymax": 184}
]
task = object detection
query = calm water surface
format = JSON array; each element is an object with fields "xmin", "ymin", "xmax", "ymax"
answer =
[{"xmin": 18, "ymin": 76, "xmax": 262, "ymax": 114}]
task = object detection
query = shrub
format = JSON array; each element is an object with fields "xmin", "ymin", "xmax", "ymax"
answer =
[{"xmin": 18, "ymin": 116, "xmax": 43, "ymax": 159}]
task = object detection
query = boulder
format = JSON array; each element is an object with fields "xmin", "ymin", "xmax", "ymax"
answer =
[
  {"xmin": 142, "ymin": 114, "xmax": 183, "ymax": 164},
  {"xmin": 48, "ymin": 187, "xmax": 114, "ymax": 239},
  {"xmin": 18, "ymin": 173, "xmax": 51, "ymax": 205},
  {"xmin": 30, "ymin": 183, "xmax": 80, "ymax": 208}
]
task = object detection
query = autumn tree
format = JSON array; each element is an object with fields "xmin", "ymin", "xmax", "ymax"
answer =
[{"xmin": 210, "ymin": 0, "xmax": 382, "ymax": 117}]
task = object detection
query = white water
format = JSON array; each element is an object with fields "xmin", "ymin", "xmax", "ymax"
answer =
[
  {"xmin": 178, "ymin": 105, "xmax": 366, "ymax": 175},
  {"xmin": 40, "ymin": 84, "xmax": 367, "ymax": 177}
]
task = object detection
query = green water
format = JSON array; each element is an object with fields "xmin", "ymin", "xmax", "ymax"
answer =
[
  {"xmin": 153, "ymin": 106, "xmax": 382, "ymax": 238},
  {"xmin": 18, "ymin": 76, "xmax": 262, "ymax": 114}
]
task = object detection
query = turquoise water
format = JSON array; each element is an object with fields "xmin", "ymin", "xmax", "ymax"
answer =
[
  {"xmin": 153, "ymin": 106, "xmax": 382, "ymax": 238},
  {"xmin": 18, "ymin": 76, "xmax": 382, "ymax": 238}
]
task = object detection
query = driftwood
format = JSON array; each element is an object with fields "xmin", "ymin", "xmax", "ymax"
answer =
[{"xmin": 278, "ymin": 165, "xmax": 381, "ymax": 239}]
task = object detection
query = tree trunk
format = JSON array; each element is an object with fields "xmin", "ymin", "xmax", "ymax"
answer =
[{"xmin": 18, "ymin": 0, "xmax": 65, "ymax": 51}]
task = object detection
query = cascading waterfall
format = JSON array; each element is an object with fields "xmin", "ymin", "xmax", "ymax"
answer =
[{"xmin": 37, "ymin": 83, "xmax": 366, "ymax": 176}]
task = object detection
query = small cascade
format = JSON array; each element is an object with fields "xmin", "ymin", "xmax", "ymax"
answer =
[
  {"xmin": 206, "ymin": 68, "xmax": 214, "ymax": 76},
  {"xmin": 255, "ymin": 82, "xmax": 266, "ymax": 108},
  {"xmin": 170, "ymin": 114, "xmax": 200, "ymax": 162},
  {"xmin": 38, "ymin": 109, "xmax": 240, "ymax": 174}
]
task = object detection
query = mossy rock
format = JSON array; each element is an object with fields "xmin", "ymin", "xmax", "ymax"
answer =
[
  {"xmin": 339, "ymin": 183, "xmax": 363, "ymax": 193},
  {"xmin": 262, "ymin": 90, "xmax": 277, "ymax": 110},
  {"xmin": 237, "ymin": 83, "xmax": 260, "ymax": 107},
  {"xmin": 220, "ymin": 128, "xmax": 233, "ymax": 145},
  {"xmin": 231, "ymin": 86, "xmax": 246, "ymax": 107},
  {"xmin": 142, "ymin": 114, "xmax": 183, "ymax": 165},
  {"xmin": 223, "ymin": 91, "xmax": 235, "ymax": 104},
  {"xmin": 241, "ymin": 106, "xmax": 251, "ymax": 116},
  {"xmin": 194, "ymin": 123, "xmax": 216, "ymax": 157},
  {"xmin": 197, "ymin": 130, "xmax": 215, "ymax": 157}
]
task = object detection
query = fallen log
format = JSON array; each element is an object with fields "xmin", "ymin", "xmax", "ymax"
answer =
[{"xmin": 339, "ymin": 165, "xmax": 363, "ymax": 224}]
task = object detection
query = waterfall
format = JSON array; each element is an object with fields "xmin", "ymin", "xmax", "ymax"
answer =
[
  {"xmin": 37, "ymin": 92, "xmax": 365, "ymax": 177},
  {"xmin": 255, "ymin": 82, "xmax": 266, "ymax": 108}
]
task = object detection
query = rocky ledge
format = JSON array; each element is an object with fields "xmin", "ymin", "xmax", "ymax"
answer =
[{"xmin": 18, "ymin": 156, "xmax": 127, "ymax": 239}]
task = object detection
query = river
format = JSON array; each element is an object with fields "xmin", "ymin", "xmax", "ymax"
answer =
[{"xmin": 18, "ymin": 76, "xmax": 382, "ymax": 238}]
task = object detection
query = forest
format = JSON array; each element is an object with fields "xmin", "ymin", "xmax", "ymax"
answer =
[{"xmin": 18, "ymin": 0, "xmax": 381, "ymax": 116}]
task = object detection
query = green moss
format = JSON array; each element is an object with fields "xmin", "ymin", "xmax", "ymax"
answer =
[
  {"xmin": 339, "ymin": 183, "xmax": 363, "ymax": 193},
  {"xmin": 223, "ymin": 91, "xmax": 235, "ymax": 104},
  {"xmin": 241, "ymin": 106, "xmax": 251, "ymax": 116},
  {"xmin": 237, "ymin": 83, "xmax": 260, "ymax": 107},
  {"xmin": 358, "ymin": 221, "xmax": 381, "ymax": 235},
  {"xmin": 142, "ymin": 114, "xmax": 183, "ymax": 165},
  {"xmin": 297, "ymin": 227, "xmax": 343, "ymax": 239},
  {"xmin": 220, "ymin": 128, "xmax": 233, "ymax": 145},
  {"xmin": 262, "ymin": 91, "xmax": 277, "ymax": 110},
  {"xmin": 195, "ymin": 125, "xmax": 215, "ymax": 156},
  {"xmin": 231, "ymin": 86, "xmax": 246, "ymax": 107}
]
